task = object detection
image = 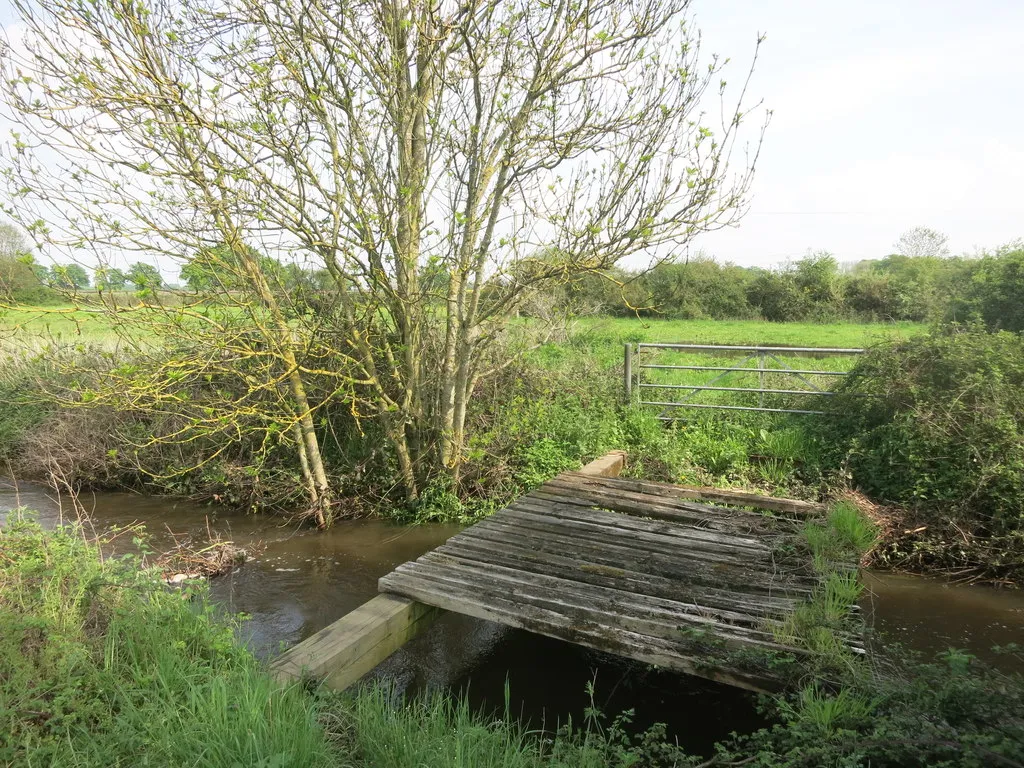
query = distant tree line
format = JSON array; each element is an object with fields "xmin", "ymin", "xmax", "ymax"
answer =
[
  {"xmin": 5, "ymin": 219, "xmax": 1023, "ymax": 334},
  {"xmin": 560, "ymin": 241, "xmax": 1024, "ymax": 331},
  {"xmin": 0, "ymin": 224, "xmax": 175, "ymax": 303}
]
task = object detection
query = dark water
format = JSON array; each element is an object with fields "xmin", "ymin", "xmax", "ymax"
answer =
[
  {"xmin": 4, "ymin": 481, "xmax": 1023, "ymax": 750},
  {"xmin": 861, "ymin": 571, "xmax": 1024, "ymax": 672}
]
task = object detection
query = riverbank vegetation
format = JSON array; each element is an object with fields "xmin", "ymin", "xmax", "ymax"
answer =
[
  {"xmin": 2, "ymin": 314, "xmax": 1024, "ymax": 583},
  {"xmin": 826, "ymin": 326, "xmax": 1024, "ymax": 585},
  {"xmin": 0, "ymin": 0, "xmax": 1020, "ymax": 762},
  {"xmin": 4, "ymin": 517, "xmax": 1022, "ymax": 767}
]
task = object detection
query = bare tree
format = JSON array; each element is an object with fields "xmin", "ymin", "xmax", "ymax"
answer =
[
  {"xmin": 894, "ymin": 226, "xmax": 951, "ymax": 259},
  {"xmin": 2, "ymin": 0, "xmax": 767, "ymax": 502}
]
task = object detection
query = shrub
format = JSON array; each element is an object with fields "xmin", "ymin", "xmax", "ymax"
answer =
[
  {"xmin": 826, "ymin": 326, "xmax": 1024, "ymax": 580},
  {"xmin": 733, "ymin": 651, "xmax": 1024, "ymax": 767},
  {"xmin": 948, "ymin": 247, "xmax": 1024, "ymax": 331}
]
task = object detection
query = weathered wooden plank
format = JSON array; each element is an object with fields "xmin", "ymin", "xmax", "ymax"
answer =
[
  {"xmin": 474, "ymin": 509, "xmax": 815, "ymax": 586},
  {"xmin": 436, "ymin": 536, "xmax": 802, "ymax": 614},
  {"xmin": 500, "ymin": 509, "xmax": 772, "ymax": 567},
  {"xmin": 538, "ymin": 477, "xmax": 799, "ymax": 532},
  {"xmin": 527, "ymin": 486, "xmax": 780, "ymax": 536},
  {"xmin": 404, "ymin": 552, "xmax": 803, "ymax": 651},
  {"xmin": 270, "ymin": 595, "xmax": 442, "ymax": 691},
  {"xmin": 497, "ymin": 503, "xmax": 773, "ymax": 559},
  {"xmin": 469, "ymin": 519, "xmax": 773, "ymax": 588},
  {"xmin": 542, "ymin": 476, "xmax": 766, "ymax": 524},
  {"xmin": 432, "ymin": 535, "xmax": 804, "ymax": 617},
  {"xmin": 559, "ymin": 472, "xmax": 825, "ymax": 516},
  {"xmin": 530, "ymin": 491, "xmax": 759, "ymax": 535},
  {"xmin": 379, "ymin": 570, "xmax": 783, "ymax": 693},
  {"xmin": 511, "ymin": 498, "xmax": 776, "ymax": 554},
  {"xmin": 463, "ymin": 516, "xmax": 817, "ymax": 596}
]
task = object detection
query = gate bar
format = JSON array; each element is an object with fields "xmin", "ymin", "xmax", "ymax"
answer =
[
  {"xmin": 645, "ymin": 402, "xmax": 826, "ymax": 416},
  {"xmin": 639, "ymin": 364, "xmax": 849, "ymax": 375},
  {"xmin": 637, "ymin": 343, "xmax": 864, "ymax": 354},
  {"xmin": 638, "ymin": 383, "xmax": 836, "ymax": 396}
]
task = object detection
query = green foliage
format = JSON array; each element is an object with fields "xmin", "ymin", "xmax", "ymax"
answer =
[
  {"xmin": 948, "ymin": 246, "xmax": 1024, "ymax": 331},
  {"xmin": 126, "ymin": 261, "xmax": 163, "ymax": 292},
  {"xmin": 514, "ymin": 437, "xmax": 582, "ymax": 488},
  {"xmin": 802, "ymin": 502, "xmax": 879, "ymax": 571},
  {"xmin": 49, "ymin": 262, "xmax": 90, "ymax": 289},
  {"xmin": 832, "ymin": 327, "xmax": 1024, "ymax": 516},
  {"xmin": 0, "ymin": 223, "xmax": 58, "ymax": 303},
  {"xmin": 731, "ymin": 652, "xmax": 1024, "ymax": 767},
  {"xmin": 329, "ymin": 682, "xmax": 698, "ymax": 768},
  {"xmin": 94, "ymin": 266, "xmax": 128, "ymax": 291},
  {"xmin": 828, "ymin": 326, "xmax": 1024, "ymax": 581},
  {"xmin": 776, "ymin": 684, "xmax": 877, "ymax": 740},
  {"xmin": 0, "ymin": 353, "xmax": 53, "ymax": 463},
  {"xmin": 0, "ymin": 515, "xmax": 335, "ymax": 767},
  {"xmin": 562, "ymin": 247, "xmax": 1024, "ymax": 325}
]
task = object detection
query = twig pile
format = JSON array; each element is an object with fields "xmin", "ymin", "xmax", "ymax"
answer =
[{"xmin": 156, "ymin": 520, "xmax": 260, "ymax": 584}]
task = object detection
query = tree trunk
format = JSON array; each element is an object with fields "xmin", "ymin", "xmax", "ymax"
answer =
[
  {"xmin": 385, "ymin": 412, "xmax": 419, "ymax": 501},
  {"xmin": 286, "ymin": 363, "xmax": 331, "ymax": 527}
]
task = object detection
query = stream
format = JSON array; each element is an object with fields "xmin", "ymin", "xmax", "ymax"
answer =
[{"xmin": 3, "ymin": 481, "xmax": 1023, "ymax": 752}]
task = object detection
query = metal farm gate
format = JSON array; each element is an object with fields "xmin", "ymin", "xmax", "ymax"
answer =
[{"xmin": 624, "ymin": 343, "xmax": 864, "ymax": 418}]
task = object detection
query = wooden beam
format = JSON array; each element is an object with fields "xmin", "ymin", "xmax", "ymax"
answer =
[
  {"xmin": 579, "ymin": 450, "xmax": 627, "ymax": 478},
  {"xmin": 270, "ymin": 594, "xmax": 442, "ymax": 691},
  {"xmin": 562, "ymin": 472, "xmax": 823, "ymax": 516},
  {"xmin": 663, "ymin": 485, "xmax": 824, "ymax": 515}
]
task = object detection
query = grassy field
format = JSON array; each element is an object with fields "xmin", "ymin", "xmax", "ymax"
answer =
[
  {"xmin": 0, "ymin": 305, "xmax": 128, "ymax": 347},
  {"xmin": 574, "ymin": 316, "xmax": 925, "ymax": 348},
  {"xmin": 0, "ymin": 307, "xmax": 925, "ymax": 416},
  {"xmin": 1, "ymin": 307, "xmax": 926, "ymax": 347},
  {"xmin": 535, "ymin": 316, "xmax": 926, "ymax": 414}
]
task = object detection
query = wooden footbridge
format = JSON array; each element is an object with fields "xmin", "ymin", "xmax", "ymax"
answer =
[{"xmin": 272, "ymin": 452, "xmax": 854, "ymax": 694}]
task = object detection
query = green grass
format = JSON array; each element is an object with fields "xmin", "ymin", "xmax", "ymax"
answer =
[
  {"xmin": 1, "ymin": 309, "xmax": 927, "ymax": 351},
  {"xmin": 769, "ymin": 501, "xmax": 875, "ymax": 668},
  {"xmin": 0, "ymin": 514, "xmax": 337, "ymax": 767},
  {"xmin": 529, "ymin": 316, "xmax": 926, "ymax": 414},
  {"xmin": 803, "ymin": 501, "xmax": 880, "ymax": 571},
  {"xmin": 778, "ymin": 684, "xmax": 876, "ymax": 740},
  {"xmin": 0, "ymin": 305, "xmax": 124, "ymax": 347},
  {"xmin": 574, "ymin": 316, "xmax": 925, "ymax": 348},
  {"xmin": 334, "ymin": 685, "xmax": 664, "ymax": 768}
]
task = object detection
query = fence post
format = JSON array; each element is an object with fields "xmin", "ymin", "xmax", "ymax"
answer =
[{"xmin": 624, "ymin": 343, "xmax": 633, "ymax": 403}]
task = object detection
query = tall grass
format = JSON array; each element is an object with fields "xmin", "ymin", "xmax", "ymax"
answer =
[
  {"xmin": 339, "ymin": 686, "xmax": 545, "ymax": 768},
  {"xmin": 0, "ymin": 514, "xmax": 335, "ymax": 767},
  {"xmin": 333, "ymin": 683, "xmax": 686, "ymax": 768},
  {"xmin": 778, "ymin": 684, "xmax": 876, "ymax": 739},
  {"xmin": 802, "ymin": 501, "xmax": 879, "ymax": 570},
  {"xmin": 771, "ymin": 502, "xmax": 873, "ymax": 668}
]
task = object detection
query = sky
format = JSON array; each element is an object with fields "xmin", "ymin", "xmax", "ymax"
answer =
[
  {"xmin": 0, "ymin": 0, "xmax": 1021, "ymax": 270},
  {"xmin": 691, "ymin": 0, "xmax": 1024, "ymax": 266}
]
